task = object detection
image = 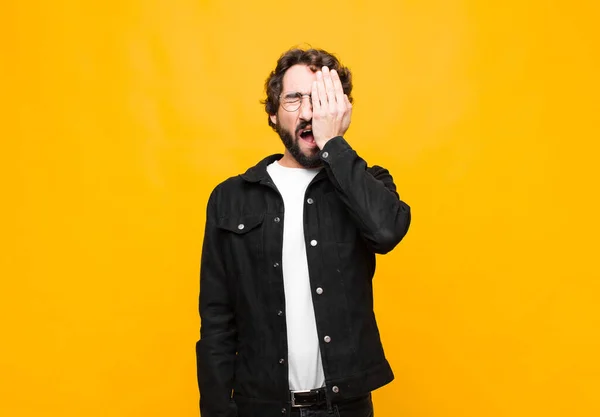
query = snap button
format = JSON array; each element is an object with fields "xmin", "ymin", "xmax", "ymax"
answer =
[
  {"xmin": 237, "ymin": 224, "xmax": 245, "ymax": 230},
  {"xmin": 274, "ymin": 217, "xmax": 281, "ymax": 223},
  {"xmin": 324, "ymin": 335, "xmax": 331, "ymax": 343},
  {"xmin": 322, "ymin": 151, "xmax": 329, "ymax": 159},
  {"xmin": 279, "ymin": 358, "xmax": 285, "ymax": 364},
  {"xmin": 273, "ymin": 262, "xmax": 280, "ymax": 268},
  {"xmin": 310, "ymin": 240, "xmax": 318, "ymax": 247},
  {"xmin": 316, "ymin": 287, "xmax": 323, "ymax": 295},
  {"xmin": 307, "ymin": 198, "xmax": 314, "ymax": 204},
  {"xmin": 281, "ymin": 408, "xmax": 287, "ymax": 414},
  {"xmin": 332, "ymin": 386, "xmax": 339, "ymax": 393}
]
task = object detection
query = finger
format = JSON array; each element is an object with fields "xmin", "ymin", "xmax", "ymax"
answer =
[
  {"xmin": 343, "ymin": 94, "xmax": 353, "ymax": 130},
  {"xmin": 311, "ymin": 80, "xmax": 321, "ymax": 114},
  {"xmin": 344, "ymin": 94, "xmax": 352, "ymax": 109},
  {"xmin": 316, "ymin": 70, "xmax": 328, "ymax": 111},
  {"xmin": 331, "ymin": 69, "xmax": 345, "ymax": 109},
  {"xmin": 344, "ymin": 94, "xmax": 353, "ymax": 119},
  {"xmin": 322, "ymin": 66, "xmax": 337, "ymax": 110}
]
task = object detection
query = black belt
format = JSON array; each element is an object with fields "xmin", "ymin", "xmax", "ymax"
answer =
[{"xmin": 290, "ymin": 387, "xmax": 327, "ymax": 407}]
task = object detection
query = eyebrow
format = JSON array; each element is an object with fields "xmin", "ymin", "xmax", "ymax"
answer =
[{"xmin": 282, "ymin": 91, "xmax": 310, "ymax": 98}]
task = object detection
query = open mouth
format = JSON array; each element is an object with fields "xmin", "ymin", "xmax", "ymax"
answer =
[{"xmin": 299, "ymin": 128, "xmax": 315, "ymax": 144}]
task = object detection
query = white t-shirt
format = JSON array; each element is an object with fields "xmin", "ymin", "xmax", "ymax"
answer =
[{"xmin": 266, "ymin": 160, "xmax": 325, "ymax": 391}]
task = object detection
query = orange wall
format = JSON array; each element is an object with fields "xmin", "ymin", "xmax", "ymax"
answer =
[{"xmin": 2, "ymin": 1, "xmax": 599, "ymax": 416}]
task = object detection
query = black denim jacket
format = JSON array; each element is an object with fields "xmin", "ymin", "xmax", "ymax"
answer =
[{"xmin": 196, "ymin": 137, "xmax": 411, "ymax": 417}]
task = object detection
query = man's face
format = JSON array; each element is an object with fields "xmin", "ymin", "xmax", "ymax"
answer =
[{"xmin": 270, "ymin": 64, "xmax": 321, "ymax": 168}]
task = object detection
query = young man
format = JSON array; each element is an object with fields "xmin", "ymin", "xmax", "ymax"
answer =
[{"xmin": 196, "ymin": 47, "xmax": 411, "ymax": 417}]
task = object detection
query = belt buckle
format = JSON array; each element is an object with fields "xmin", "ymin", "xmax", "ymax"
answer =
[{"xmin": 291, "ymin": 389, "xmax": 313, "ymax": 408}]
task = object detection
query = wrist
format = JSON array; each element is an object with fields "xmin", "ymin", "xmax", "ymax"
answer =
[{"xmin": 316, "ymin": 136, "xmax": 332, "ymax": 149}]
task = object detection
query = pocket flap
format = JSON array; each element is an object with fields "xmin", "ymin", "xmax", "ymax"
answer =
[{"xmin": 217, "ymin": 213, "xmax": 264, "ymax": 234}]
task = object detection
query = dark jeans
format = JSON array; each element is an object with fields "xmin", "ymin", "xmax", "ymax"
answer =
[{"xmin": 289, "ymin": 394, "xmax": 374, "ymax": 417}]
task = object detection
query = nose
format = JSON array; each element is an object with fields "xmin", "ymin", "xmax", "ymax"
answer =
[{"xmin": 299, "ymin": 96, "xmax": 313, "ymax": 120}]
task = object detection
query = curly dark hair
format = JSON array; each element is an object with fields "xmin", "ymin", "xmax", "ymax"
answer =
[{"xmin": 262, "ymin": 47, "xmax": 353, "ymax": 130}]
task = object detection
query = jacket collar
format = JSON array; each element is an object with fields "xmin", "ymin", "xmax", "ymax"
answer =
[
  {"xmin": 240, "ymin": 154, "xmax": 284, "ymax": 183},
  {"xmin": 240, "ymin": 154, "xmax": 328, "ymax": 184}
]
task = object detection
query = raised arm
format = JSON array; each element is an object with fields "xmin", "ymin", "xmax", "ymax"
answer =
[
  {"xmin": 321, "ymin": 136, "xmax": 411, "ymax": 253},
  {"xmin": 310, "ymin": 66, "xmax": 410, "ymax": 254}
]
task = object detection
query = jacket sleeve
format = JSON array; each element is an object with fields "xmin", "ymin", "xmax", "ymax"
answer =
[
  {"xmin": 196, "ymin": 186, "xmax": 238, "ymax": 417},
  {"xmin": 320, "ymin": 136, "xmax": 411, "ymax": 254}
]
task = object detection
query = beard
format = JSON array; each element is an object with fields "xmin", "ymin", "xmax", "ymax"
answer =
[{"xmin": 275, "ymin": 120, "xmax": 322, "ymax": 169}]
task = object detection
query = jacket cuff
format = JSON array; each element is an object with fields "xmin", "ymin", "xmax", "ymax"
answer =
[{"xmin": 320, "ymin": 136, "xmax": 352, "ymax": 164}]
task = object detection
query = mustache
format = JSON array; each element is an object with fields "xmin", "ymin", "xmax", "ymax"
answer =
[{"xmin": 295, "ymin": 120, "xmax": 312, "ymax": 135}]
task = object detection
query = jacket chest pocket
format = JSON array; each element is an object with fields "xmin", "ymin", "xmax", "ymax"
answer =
[{"xmin": 216, "ymin": 213, "xmax": 265, "ymax": 269}]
